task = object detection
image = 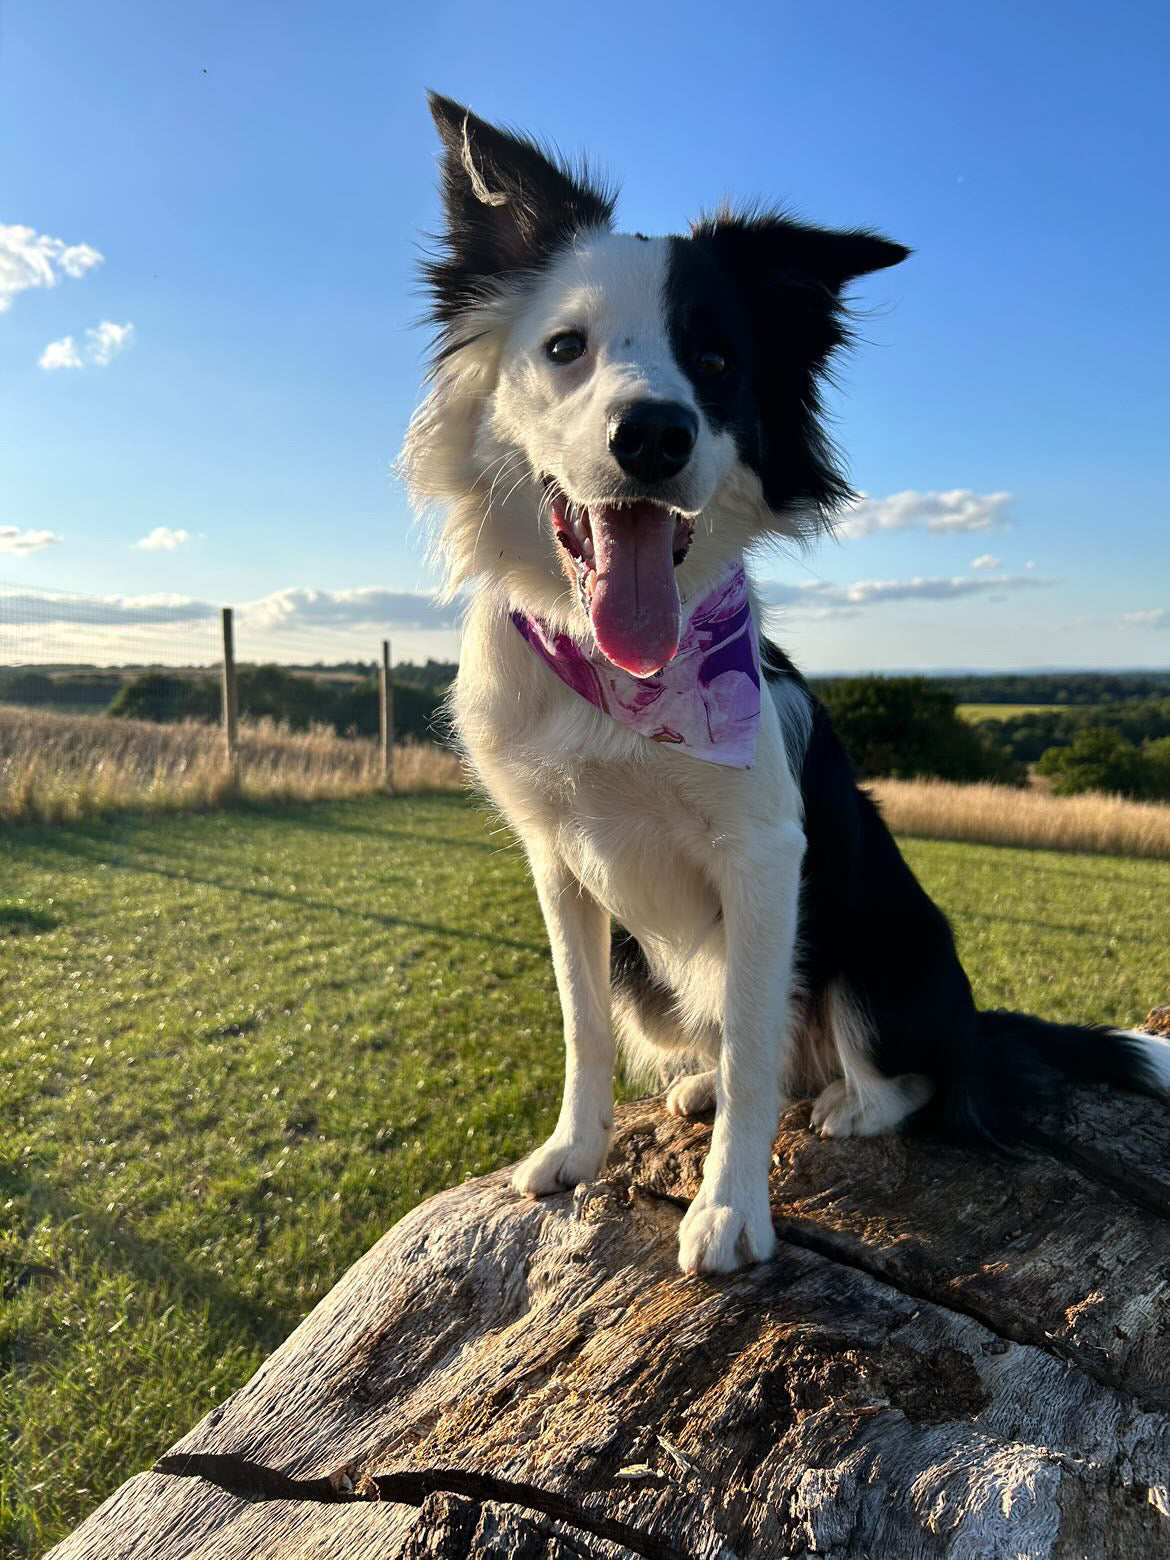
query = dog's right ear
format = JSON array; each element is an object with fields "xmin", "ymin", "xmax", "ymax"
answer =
[{"xmin": 424, "ymin": 93, "xmax": 616, "ymax": 326}]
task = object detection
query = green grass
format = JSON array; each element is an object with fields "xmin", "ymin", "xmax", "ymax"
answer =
[
  {"xmin": 3, "ymin": 796, "xmax": 1169, "ymax": 1556},
  {"xmin": 957, "ymin": 701, "xmax": 1069, "ymax": 721}
]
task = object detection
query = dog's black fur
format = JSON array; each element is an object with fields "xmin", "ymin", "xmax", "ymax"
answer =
[
  {"xmin": 618, "ymin": 638, "xmax": 1159, "ymax": 1147},
  {"xmin": 668, "ymin": 219, "xmax": 907, "ymax": 520},
  {"xmin": 420, "ymin": 93, "xmax": 1161, "ymax": 1164}
]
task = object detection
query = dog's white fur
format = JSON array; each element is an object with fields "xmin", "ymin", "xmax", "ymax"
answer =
[
  {"xmin": 405, "ymin": 109, "xmax": 1170, "ymax": 1276},
  {"xmin": 402, "ymin": 231, "xmax": 905, "ymax": 1275}
]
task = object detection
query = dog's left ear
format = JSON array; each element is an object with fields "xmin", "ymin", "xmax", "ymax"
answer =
[
  {"xmin": 424, "ymin": 93, "xmax": 617, "ymax": 327},
  {"xmin": 689, "ymin": 210, "xmax": 910, "ymax": 522},
  {"xmin": 770, "ymin": 223, "xmax": 910, "ymax": 289},
  {"xmin": 693, "ymin": 208, "xmax": 909, "ymax": 294}
]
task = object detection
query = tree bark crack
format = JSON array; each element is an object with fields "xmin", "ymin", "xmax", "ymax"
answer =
[
  {"xmin": 153, "ymin": 1451, "xmax": 686, "ymax": 1560},
  {"xmin": 626, "ymin": 1181, "xmax": 1170, "ymax": 1414},
  {"xmin": 1024, "ymin": 1124, "xmax": 1170, "ymax": 1222}
]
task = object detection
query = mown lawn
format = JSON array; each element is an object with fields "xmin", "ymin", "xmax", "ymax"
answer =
[{"xmin": 2, "ymin": 794, "xmax": 1168, "ymax": 1555}]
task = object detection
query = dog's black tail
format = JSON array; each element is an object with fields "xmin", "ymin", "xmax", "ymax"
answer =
[{"xmin": 941, "ymin": 1009, "xmax": 1168, "ymax": 1147}]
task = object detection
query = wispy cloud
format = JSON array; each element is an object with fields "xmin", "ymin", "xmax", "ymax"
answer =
[
  {"xmin": 0, "ymin": 526, "xmax": 61, "ymax": 555},
  {"xmin": 1123, "ymin": 608, "xmax": 1169, "ymax": 630},
  {"xmin": 237, "ymin": 586, "xmax": 462, "ymax": 632},
  {"xmin": 40, "ymin": 320, "xmax": 134, "ymax": 371},
  {"xmin": 133, "ymin": 526, "xmax": 190, "ymax": 552},
  {"xmin": 86, "ymin": 320, "xmax": 134, "ymax": 364},
  {"xmin": 0, "ymin": 223, "xmax": 103, "ymax": 313},
  {"xmin": 0, "ymin": 585, "xmax": 459, "ymax": 632},
  {"xmin": 39, "ymin": 336, "xmax": 83, "ymax": 371},
  {"xmin": 0, "ymin": 591, "xmax": 214, "ymax": 627},
  {"xmin": 838, "ymin": 489, "xmax": 1012, "ymax": 539},
  {"xmin": 763, "ymin": 572, "xmax": 1057, "ymax": 619},
  {"xmin": 970, "ymin": 553, "xmax": 1001, "ymax": 570}
]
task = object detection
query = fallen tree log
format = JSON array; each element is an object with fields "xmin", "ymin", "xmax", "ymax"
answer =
[{"xmin": 49, "ymin": 1032, "xmax": 1170, "ymax": 1559}]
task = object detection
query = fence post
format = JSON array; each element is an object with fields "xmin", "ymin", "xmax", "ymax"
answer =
[
  {"xmin": 379, "ymin": 639, "xmax": 393, "ymax": 792},
  {"xmin": 221, "ymin": 607, "xmax": 239, "ymax": 784}
]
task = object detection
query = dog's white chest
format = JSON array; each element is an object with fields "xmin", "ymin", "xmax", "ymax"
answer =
[
  {"xmin": 453, "ymin": 599, "xmax": 790, "ymax": 955},
  {"xmin": 546, "ymin": 763, "xmax": 720, "ymax": 937}
]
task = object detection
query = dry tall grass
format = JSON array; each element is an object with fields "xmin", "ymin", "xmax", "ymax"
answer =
[
  {"xmin": 6, "ymin": 706, "xmax": 1170, "ymax": 856},
  {"xmin": 0, "ymin": 706, "xmax": 463, "ymax": 824},
  {"xmin": 871, "ymin": 777, "xmax": 1170, "ymax": 859}
]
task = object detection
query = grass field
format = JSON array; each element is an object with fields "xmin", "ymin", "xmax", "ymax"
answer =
[
  {"xmin": 957, "ymin": 702, "xmax": 1068, "ymax": 721},
  {"xmin": 3, "ymin": 795, "xmax": 1170, "ymax": 1555}
]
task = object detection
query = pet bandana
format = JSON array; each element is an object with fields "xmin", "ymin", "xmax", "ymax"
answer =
[{"xmin": 511, "ymin": 559, "xmax": 761, "ymax": 768}]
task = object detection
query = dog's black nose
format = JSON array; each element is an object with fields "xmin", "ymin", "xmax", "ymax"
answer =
[{"xmin": 607, "ymin": 401, "xmax": 698, "ymax": 484}]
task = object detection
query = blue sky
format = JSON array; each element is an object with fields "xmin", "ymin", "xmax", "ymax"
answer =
[{"xmin": 2, "ymin": 0, "xmax": 1167, "ymax": 670}]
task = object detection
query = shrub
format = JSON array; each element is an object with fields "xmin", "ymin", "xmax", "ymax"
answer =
[
  {"xmin": 817, "ymin": 677, "xmax": 1024, "ymax": 784},
  {"xmin": 107, "ymin": 672, "xmax": 219, "ymax": 723},
  {"xmin": 1034, "ymin": 727, "xmax": 1170, "ymax": 799},
  {"xmin": 107, "ymin": 665, "xmax": 447, "ymax": 743},
  {"xmin": 1144, "ymin": 736, "xmax": 1170, "ymax": 798}
]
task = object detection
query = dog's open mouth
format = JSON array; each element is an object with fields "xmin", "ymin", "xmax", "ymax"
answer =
[{"xmin": 544, "ymin": 480, "xmax": 695, "ymax": 677}]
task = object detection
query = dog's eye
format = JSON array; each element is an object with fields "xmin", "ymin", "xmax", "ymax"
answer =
[
  {"xmin": 695, "ymin": 349, "xmax": 729, "ymax": 377},
  {"xmin": 545, "ymin": 331, "xmax": 587, "ymax": 364}
]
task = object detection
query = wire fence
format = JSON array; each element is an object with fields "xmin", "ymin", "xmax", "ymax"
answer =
[
  {"xmin": 0, "ymin": 580, "xmax": 223, "ymax": 722},
  {"xmin": 0, "ymin": 580, "xmax": 421, "ymax": 730},
  {"xmin": 0, "ymin": 580, "xmax": 466, "ymax": 820}
]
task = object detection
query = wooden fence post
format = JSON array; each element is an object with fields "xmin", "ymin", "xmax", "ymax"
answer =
[
  {"xmin": 221, "ymin": 607, "xmax": 239, "ymax": 784},
  {"xmin": 379, "ymin": 639, "xmax": 393, "ymax": 792}
]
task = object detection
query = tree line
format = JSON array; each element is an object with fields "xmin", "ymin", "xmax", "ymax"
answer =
[
  {"xmin": 4, "ymin": 663, "xmax": 1169, "ymax": 799},
  {"xmin": 103, "ymin": 665, "xmax": 449, "ymax": 745},
  {"xmin": 933, "ymin": 671, "xmax": 1170, "ymax": 704},
  {"xmin": 809, "ymin": 679, "xmax": 1170, "ymax": 800}
]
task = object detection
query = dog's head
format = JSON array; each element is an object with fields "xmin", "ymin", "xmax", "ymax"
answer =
[{"xmin": 403, "ymin": 93, "xmax": 908, "ymax": 676}]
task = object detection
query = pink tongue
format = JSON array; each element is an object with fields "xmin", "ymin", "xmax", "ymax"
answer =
[{"xmin": 588, "ymin": 503, "xmax": 681, "ymax": 676}]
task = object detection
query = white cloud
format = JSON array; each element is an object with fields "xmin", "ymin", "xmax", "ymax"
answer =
[
  {"xmin": 39, "ymin": 335, "xmax": 82, "ymax": 370},
  {"xmin": 969, "ymin": 553, "xmax": 1001, "ymax": 570},
  {"xmin": 0, "ymin": 526, "xmax": 60, "ymax": 555},
  {"xmin": 1123, "ymin": 608, "xmax": 1169, "ymax": 630},
  {"xmin": 762, "ymin": 572, "xmax": 1057, "ymax": 619},
  {"xmin": 0, "ymin": 585, "xmax": 458, "ymax": 633},
  {"xmin": 134, "ymin": 526, "xmax": 191, "ymax": 552},
  {"xmin": 0, "ymin": 590, "xmax": 216, "ymax": 627},
  {"xmin": 237, "ymin": 586, "xmax": 461, "ymax": 632},
  {"xmin": 86, "ymin": 320, "xmax": 134, "ymax": 364},
  {"xmin": 0, "ymin": 223, "xmax": 103, "ymax": 313},
  {"xmin": 0, "ymin": 583, "xmax": 464, "ymax": 673},
  {"xmin": 838, "ymin": 489, "xmax": 1012, "ymax": 539},
  {"xmin": 40, "ymin": 320, "xmax": 135, "ymax": 371}
]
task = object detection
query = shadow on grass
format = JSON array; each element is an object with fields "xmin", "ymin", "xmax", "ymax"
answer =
[
  {"xmin": 4, "ymin": 793, "xmax": 509, "ymax": 864},
  {"xmin": 0, "ymin": 901, "xmax": 59, "ymax": 932},
  {"xmin": 903, "ymin": 834, "xmax": 1170, "ymax": 873},
  {"xmin": 5, "ymin": 818, "xmax": 547, "ymax": 956},
  {"xmin": 3, "ymin": 1156, "xmax": 300, "ymax": 1359},
  {"xmin": 954, "ymin": 906, "xmax": 1168, "ymax": 945}
]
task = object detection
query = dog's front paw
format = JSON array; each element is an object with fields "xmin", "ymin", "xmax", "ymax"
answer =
[
  {"xmin": 512, "ymin": 1126, "xmax": 610, "ymax": 1198},
  {"xmin": 677, "ymin": 1191, "xmax": 776, "ymax": 1276}
]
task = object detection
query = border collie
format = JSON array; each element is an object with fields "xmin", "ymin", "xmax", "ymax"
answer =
[{"xmin": 402, "ymin": 94, "xmax": 1169, "ymax": 1275}]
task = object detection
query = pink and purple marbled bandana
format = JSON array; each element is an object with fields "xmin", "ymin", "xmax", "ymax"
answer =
[{"xmin": 511, "ymin": 560, "xmax": 761, "ymax": 768}]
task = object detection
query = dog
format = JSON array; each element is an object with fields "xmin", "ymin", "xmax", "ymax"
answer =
[{"xmin": 402, "ymin": 93, "xmax": 1169, "ymax": 1275}]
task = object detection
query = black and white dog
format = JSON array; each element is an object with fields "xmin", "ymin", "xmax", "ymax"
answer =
[{"xmin": 402, "ymin": 95, "xmax": 1168, "ymax": 1276}]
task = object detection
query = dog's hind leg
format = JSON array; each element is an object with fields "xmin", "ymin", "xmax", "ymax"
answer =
[
  {"xmin": 810, "ymin": 980, "xmax": 932, "ymax": 1138},
  {"xmin": 666, "ymin": 1069, "xmax": 716, "ymax": 1117}
]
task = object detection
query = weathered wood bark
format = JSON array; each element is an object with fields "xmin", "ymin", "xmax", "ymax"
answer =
[{"xmin": 49, "ymin": 1045, "xmax": 1170, "ymax": 1559}]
